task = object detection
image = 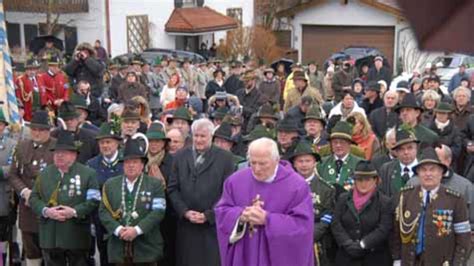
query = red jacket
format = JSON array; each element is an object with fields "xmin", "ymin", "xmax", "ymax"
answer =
[
  {"xmin": 14, "ymin": 73, "xmax": 46, "ymax": 121},
  {"xmin": 42, "ymin": 70, "xmax": 69, "ymax": 109}
]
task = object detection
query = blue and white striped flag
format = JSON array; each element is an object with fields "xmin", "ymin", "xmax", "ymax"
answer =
[{"xmin": 0, "ymin": 0, "xmax": 20, "ymax": 124}]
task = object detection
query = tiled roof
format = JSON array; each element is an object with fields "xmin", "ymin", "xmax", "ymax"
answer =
[
  {"xmin": 276, "ymin": 0, "xmax": 403, "ymax": 17},
  {"xmin": 165, "ymin": 7, "xmax": 238, "ymax": 34}
]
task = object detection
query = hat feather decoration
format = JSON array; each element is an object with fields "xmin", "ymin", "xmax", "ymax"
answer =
[
  {"xmin": 399, "ymin": 123, "xmax": 416, "ymax": 137},
  {"xmin": 110, "ymin": 113, "xmax": 122, "ymax": 137},
  {"xmin": 131, "ymin": 132, "xmax": 149, "ymax": 155}
]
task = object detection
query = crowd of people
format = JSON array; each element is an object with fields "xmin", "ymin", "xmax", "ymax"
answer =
[{"xmin": 1, "ymin": 40, "xmax": 473, "ymax": 265}]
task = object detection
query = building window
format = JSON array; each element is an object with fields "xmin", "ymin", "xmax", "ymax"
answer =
[
  {"xmin": 24, "ymin": 24, "xmax": 39, "ymax": 53},
  {"xmin": 6, "ymin": 22, "xmax": 21, "ymax": 50},
  {"xmin": 227, "ymin": 8, "xmax": 243, "ymax": 25},
  {"xmin": 175, "ymin": 0, "xmax": 198, "ymax": 8}
]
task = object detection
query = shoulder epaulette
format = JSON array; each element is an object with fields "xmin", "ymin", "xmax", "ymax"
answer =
[
  {"xmin": 400, "ymin": 185, "xmax": 415, "ymax": 192},
  {"xmin": 446, "ymin": 188, "xmax": 461, "ymax": 197}
]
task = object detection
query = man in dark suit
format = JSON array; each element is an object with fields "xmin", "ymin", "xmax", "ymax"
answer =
[
  {"xmin": 168, "ymin": 118, "xmax": 235, "ymax": 266},
  {"xmin": 379, "ymin": 126, "xmax": 419, "ymax": 198},
  {"xmin": 369, "ymin": 90, "xmax": 399, "ymax": 139}
]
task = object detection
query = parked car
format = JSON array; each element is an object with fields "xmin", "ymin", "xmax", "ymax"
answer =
[
  {"xmin": 113, "ymin": 48, "xmax": 206, "ymax": 65},
  {"xmin": 324, "ymin": 46, "xmax": 389, "ymax": 72},
  {"xmin": 432, "ymin": 53, "xmax": 474, "ymax": 87}
]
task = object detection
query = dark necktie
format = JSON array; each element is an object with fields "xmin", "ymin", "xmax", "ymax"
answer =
[
  {"xmin": 336, "ymin": 159, "xmax": 344, "ymax": 175},
  {"xmin": 401, "ymin": 166, "xmax": 410, "ymax": 183},
  {"xmin": 416, "ymin": 190, "xmax": 430, "ymax": 255}
]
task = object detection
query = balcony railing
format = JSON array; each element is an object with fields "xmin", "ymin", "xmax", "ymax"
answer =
[{"xmin": 4, "ymin": 0, "xmax": 89, "ymax": 14}]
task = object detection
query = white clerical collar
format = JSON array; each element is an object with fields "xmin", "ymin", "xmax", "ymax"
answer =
[
  {"xmin": 400, "ymin": 159, "xmax": 418, "ymax": 176},
  {"xmin": 334, "ymin": 153, "xmax": 349, "ymax": 162},
  {"xmin": 305, "ymin": 174, "xmax": 315, "ymax": 184},
  {"xmin": 104, "ymin": 151, "xmax": 119, "ymax": 163},
  {"xmin": 255, "ymin": 165, "xmax": 279, "ymax": 183}
]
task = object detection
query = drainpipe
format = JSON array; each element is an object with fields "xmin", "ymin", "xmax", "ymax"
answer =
[{"xmin": 105, "ymin": 0, "xmax": 112, "ymax": 56}]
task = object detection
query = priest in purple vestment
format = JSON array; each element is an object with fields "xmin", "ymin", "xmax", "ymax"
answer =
[{"xmin": 215, "ymin": 137, "xmax": 315, "ymax": 266}]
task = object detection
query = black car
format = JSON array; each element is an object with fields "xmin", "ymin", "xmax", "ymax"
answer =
[
  {"xmin": 113, "ymin": 48, "xmax": 206, "ymax": 65},
  {"xmin": 324, "ymin": 46, "xmax": 389, "ymax": 71}
]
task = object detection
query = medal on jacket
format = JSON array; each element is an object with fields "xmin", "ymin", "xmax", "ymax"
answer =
[
  {"xmin": 75, "ymin": 175, "xmax": 81, "ymax": 195},
  {"xmin": 131, "ymin": 211, "xmax": 139, "ymax": 219}
]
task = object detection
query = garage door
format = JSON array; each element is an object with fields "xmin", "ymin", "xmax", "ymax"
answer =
[{"xmin": 302, "ymin": 25, "xmax": 395, "ymax": 69}]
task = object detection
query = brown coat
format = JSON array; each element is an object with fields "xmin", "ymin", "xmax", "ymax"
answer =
[
  {"xmin": 392, "ymin": 185, "xmax": 471, "ymax": 266},
  {"xmin": 117, "ymin": 81, "xmax": 149, "ymax": 103},
  {"xmin": 284, "ymin": 85, "xmax": 323, "ymax": 113},
  {"xmin": 9, "ymin": 137, "xmax": 56, "ymax": 232}
]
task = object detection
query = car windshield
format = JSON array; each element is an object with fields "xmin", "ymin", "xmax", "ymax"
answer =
[{"xmin": 432, "ymin": 56, "xmax": 463, "ymax": 68}]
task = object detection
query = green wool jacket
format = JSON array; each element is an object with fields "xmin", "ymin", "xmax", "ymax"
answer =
[
  {"xmin": 99, "ymin": 174, "xmax": 165, "ymax": 263},
  {"xmin": 317, "ymin": 154, "xmax": 362, "ymax": 190},
  {"xmin": 29, "ymin": 162, "xmax": 99, "ymax": 250}
]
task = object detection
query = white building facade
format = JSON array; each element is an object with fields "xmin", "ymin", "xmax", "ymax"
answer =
[{"xmin": 6, "ymin": 0, "xmax": 254, "ymax": 58}]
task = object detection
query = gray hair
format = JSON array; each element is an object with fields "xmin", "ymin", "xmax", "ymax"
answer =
[
  {"xmin": 385, "ymin": 127, "xmax": 396, "ymax": 141},
  {"xmin": 384, "ymin": 90, "xmax": 399, "ymax": 102},
  {"xmin": 247, "ymin": 137, "xmax": 280, "ymax": 161},
  {"xmin": 453, "ymin": 86, "xmax": 471, "ymax": 100},
  {"xmin": 191, "ymin": 118, "xmax": 215, "ymax": 136},
  {"xmin": 438, "ymin": 144, "xmax": 452, "ymax": 162},
  {"xmin": 421, "ymin": 90, "xmax": 441, "ymax": 103}
]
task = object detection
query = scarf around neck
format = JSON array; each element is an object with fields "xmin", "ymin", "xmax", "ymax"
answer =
[
  {"xmin": 353, "ymin": 187, "xmax": 376, "ymax": 212},
  {"xmin": 146, "ymin": 150, "xmax": 165, "ymax": 171}
]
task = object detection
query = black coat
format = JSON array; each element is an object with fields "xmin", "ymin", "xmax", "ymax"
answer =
[
  {"xmin": 64, "ymin": 57, "xmax": 105, "ymax": 98},
  {"xmin": 428, "ymin": 120, "xmax": 462, "ymax": 164},
  {"xmin": 51, "ymin": 128, "xmax": 99, "ymax": 164},
  {"xmin": 223, "ymin": 74, "xmax": 243, "ymax": 95},
  {"xmin": 360, "ymin": 97, "xmax": 384, "ymax": 116},
  {"xmin": 167, "ymin": 145, "xmax": 235, "ymax": 266},
  {"xmin": 368, "ymin": 107, "xmax": 399, "ymax": 139},
  {"xmin": 367, "ymin": 66, "xmax": 392, "ymax": 87},
  {"xmin": 331, "ymin": 190, "xmax": 393, "ymax": 266},
  {"xmin": 286, "ymin": 106, "xmax": 306, "ymax": 135},
  {"xmin": 205, "ymin": 80, "xmax": 226, "ymax": 99},
  {"xmin": 109, "ymin": 74, "xmax": 125, "ymax": 101},
  {"xmin": 461, "ymin": 114, "xmax": 474, "ymax": 179},
  {"xmin": 235, "ymin": 87, "xmax": 263, "ymax": 131}
]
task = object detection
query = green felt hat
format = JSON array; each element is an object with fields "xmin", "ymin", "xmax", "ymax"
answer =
[
  {"xmin": 392, "ymin": 125, "xmax": 419, "ymax": 150},
  {"xmin": 167, "ymin": 107, "xmax": 193, "ymax": 124},
  {"xmin": 96, "ymin": 123, "xmax": 122, "ymax": 141},
  {"xmin": 58, "ymin": 101, "xmax": 80, "ymax": 120},
  {"xmin": 146, "ymin": 122, "xmax": 169, "ymax": 141},
  {"xmin": 353, "ymin": 160, "xmax": 378, "ymax": 179},
  {"xmin": 213, "ymin": 122, "xmax": 235, "ymax": 143},
  {"xmin": 28, "ymin": 110, "xmax": 51, "ymax": 129},
  {"xmin": 243, "ymin": 125, "xmax": 276, "ymax": 142},
  {"xmin": 412, "ymin": 147, "xmax": 447, "ymax": 174},
  {"xmin": 70, "ymin": 93, "xmax": 88, "ymax": 111},
  {"xmin": 289, "ymin": 140, "xmax": 321, "ymax": 162},
  {"xmin": 302, "ymin": 105, "xmax": 326, "ymax": 125},
  {"xmin": 329, "ymin": 121, "xmax": 354, "ymax": 143},
  {"xmin": 51, "ymin": 130, "xmax": 78, "ymax": 152},
  {"xmin": 434, "ymin": 101, "xmax": 453, "ymax": 113}
]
